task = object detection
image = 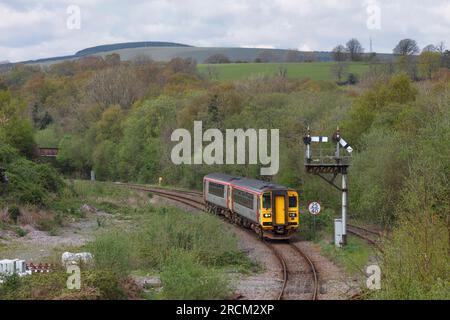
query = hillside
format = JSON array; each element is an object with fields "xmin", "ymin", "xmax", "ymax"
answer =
[{"xmin": 75, "ymin": 41, "xmax": 192, "ymax": 56}]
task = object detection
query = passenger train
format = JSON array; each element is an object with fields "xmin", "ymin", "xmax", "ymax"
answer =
[{"xmin": 203, "ymin": 173, "xmax": 299, "ymax": 239}]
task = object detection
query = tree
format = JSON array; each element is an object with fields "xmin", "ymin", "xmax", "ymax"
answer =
[
  {"xmin": 204, "ymin": 54, "xmax": 230, "ymax": 64},
  {"xmin": 303, "ymin": 51, "xmax": 317, "ymax": 62},
  {"xmin": 57, "ymin": 135, "xmax": 91, "ymax": 175},
  {"xmin": 418, "ymin": 51, "xmax": 441, "ymax": 79},
  {"xmin": 393, "ymin": 39, "xmax": 419, "ymax": 56},
  {"xmin": 331, "ymin": 62, "xmax": 349, "ymax": 82},
  {"xmin": 347, "ymin": 73, "xmax": 358, "ymax": 85},
  {"xmin": 394, "ymin": 39, "xmax": 420, "ymax": 80},
  {"xmin": 0, "ymin": 90, "xmax": 35, "ymax": 158},
  {"xmin": 86, "ymin": 65, "xmax": 146, "ymax": 109},
  {"xmin": 95, "ymin": 105, "xmax": 124, "ymax": 143},
  {"xmin": 332, "ymin": 45, "xmax": 347, "ymax": 62},
  {"xmin": 31, "ymin": 103, "xmax": 53, "ymax": 130},
  {"xmin": 207, "ymin": 94, "xmax": 220, "ymax": 125},
  {"xmin": 434, "ymin": 42, "xmax": 447, "ymax": 68},
  {"xmin": 4, "ymin": 64, "xmax": 41, "ymax": 89},
  {"xmin": 75, "ymin": 56, "xmax": 106, "ymax": 72},
  {"xmin": 131, "ymin": 55, "xmax": 154, "ymax": 66},
  {"xmin": 205, "ymin": 65, "xmax": 219, "ymax": 80},
  {"xmin": 343, "ymin": 73, "xmax": 418, "ymax": 144},
  {"xmin": 443, "ymin": 50, "xmax": 450, "ymax": 69},
  {"xmin": 277, "ymin": 65, "xmax": 287, "ymax": 79},
  {"xmin": 422, "ymin": 44, "xmax": 436, "ymax": 53},
  {"xmin": 0, "ymin": 77, "xmax": 6, "ymax": 90},
  {"xmin": 284, "ymin": 50, "xmax": 302, "ymax": 62},
  {"xmin": 49, "ymin": 61, "xmax": 76, "ymax": 77},
  {"xmin": 255, "ymin": 50, "xmax": 278, "ymax": 63},
  {"xmin": 166, "ymin": 57, "xmax": 197, "ymax": 74},
  {"xmin": 105, "ymin": 53, "xmax": 121, "ymax": 67},
  {"xmin": 435, "ymin": 41, "xmax": 446, "ymax": 55},
  {"xmin": 346, "ymin": 38, "xmax": 364, "ymax": 61},
  {"xmin": 92, "ymin": 140, "xmax": 118, "ymax": 180}
]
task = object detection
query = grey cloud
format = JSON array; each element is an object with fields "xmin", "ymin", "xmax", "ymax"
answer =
[{"xmin": 0, "ymin": 0, "xmax": 449, "ymax": 62}]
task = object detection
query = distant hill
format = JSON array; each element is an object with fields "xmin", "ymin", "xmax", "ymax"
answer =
[
  {"xmin": 75, "ymin": 41, "xmax": 192, "ymax": 56},
  {"xmin": 20, "ymin": 41, "xmax": 192, "ymax": 65},
  {"xmin": 18, "ymin": 41, "xmax": 395, "ymax": 66}
]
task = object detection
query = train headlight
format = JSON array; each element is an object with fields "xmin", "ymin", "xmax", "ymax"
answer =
[
  {"xmin": 263, "ymin": 214, "xmax": 272, "ymax": 218},
  {"xmin": 289, "ymin": 213, "xmax": 297, "ymax": 217}
]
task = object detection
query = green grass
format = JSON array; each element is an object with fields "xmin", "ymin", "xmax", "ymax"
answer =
[
  {"xmin": 319, "ymin": 236, "xmax": 373, "ymax": 276},
  {"xmin": 160, "ymin": 250, "xmax": 230, "ymax": 300},
  {"xmin": 198, "ymin": 62, "xmax": 371, "ymax": 81},
  {"xmin": 0, "ymin": 270, "xmax": 129, "ymax": 300},
  {"xmin": 83, "ymin": 204, "xmax": 254, "ymax": 300},
  {"xmin": 69, "ymin": 181, "xmax": 254, "ymax": 299},
  {"xmin": 299, "ymin": 207, "xmax": 374, "ymax": 277}
]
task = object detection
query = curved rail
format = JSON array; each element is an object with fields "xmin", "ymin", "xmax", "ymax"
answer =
[
  {"xmin": 347, "ymin": 223, "xmax": 383, "ymax": 237},
  {"xmin": 261, "ymin": 242, "xmax": 288, "ymax": 300},
  {"xmin": 116, "ymin": 182, "xmax": 319, "ymax": 300},
  {"xmin": 118, "ymin": 182, "xmax": 203, "ymax": 197},
  {"xmin": 118, "ymin": 183, "xmax": 205, "ymax": 210},
  {"xmin": 263, "ymin": 241, "xmax": 319, "ymax": 300},
  {"xmin": 347, "ymin": 224, "xmax": 384, "ymax": 252},
  {"xmin": 289, "ymin": 243, "xmax": 319, "ymax": 300}
]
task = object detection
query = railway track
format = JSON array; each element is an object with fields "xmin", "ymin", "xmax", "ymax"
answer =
[
  {"xmin": 116, "ymin": 182, "xmax": 319, "ymax": 300},
  {"xmin": 264, "ymin": 242, "xmax": 318, "ymax": 300},
  {"xmin": 347, "ymin": 223, "xmax": 385, "ymax": 252},
  {"xmin": 116, "ymin": 182, "xmax": 205, "ymax": 210},
  {"xmin": 348, "ymin": 223, "xmax": 383, "ymax": 236}
]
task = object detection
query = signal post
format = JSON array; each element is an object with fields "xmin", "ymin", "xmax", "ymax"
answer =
[{"xmin": 303, "ymin": 127, "xmax": 353, "ymax": 247}]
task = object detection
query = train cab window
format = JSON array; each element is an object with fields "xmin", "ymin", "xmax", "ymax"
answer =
[
  {"xmin": 289, "ymin": 196, "xmax": 297, "ymax": 208},
  {"xmin": 263, "ymin": 193, "xmax": 271, "ymax": 209}
]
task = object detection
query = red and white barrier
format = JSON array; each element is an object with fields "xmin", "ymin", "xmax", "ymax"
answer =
[{"xmin": 26, "ymin": 263, "xmax": 52, "ymax": 273}]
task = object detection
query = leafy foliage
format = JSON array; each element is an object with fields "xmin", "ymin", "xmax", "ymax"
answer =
[
  {"xmin": 0, "ymin": 143, "xmax": 64, "ymax": 206},
  {"xmin": 0, "ymin": 90, "xmax": 35, "ymax": 158}
]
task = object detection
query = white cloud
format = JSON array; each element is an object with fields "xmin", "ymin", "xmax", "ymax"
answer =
[{"xmin": 299, "ymin": 44, "xmax": 312, "ymax": 52}]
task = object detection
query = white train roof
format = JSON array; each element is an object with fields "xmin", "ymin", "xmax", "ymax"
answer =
[{"xmin": 204, "ymin": 173, "xmax": 289, "ymax": 193}]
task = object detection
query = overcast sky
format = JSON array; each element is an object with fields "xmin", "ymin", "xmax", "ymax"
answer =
[{"xmin": 0, "ymin": 0, "xmax": 449, "ymax": 62}]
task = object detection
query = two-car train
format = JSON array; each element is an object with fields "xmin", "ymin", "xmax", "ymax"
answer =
[{"xmin": 203, "ymin": 173, "xmax": 299, "ymax": 239}]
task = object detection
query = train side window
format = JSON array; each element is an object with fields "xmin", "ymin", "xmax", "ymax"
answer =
[
  {"xmin": 234, "ymin": 189, "xmax": 254, "ymax": 209},
  {"xmin": 209, "ymin": 182, "xmax": 225, "ymax": 198},
  {"xmin": 263, "ymin": 193, "xmax": 271, "ymax": 209},
  {"xmin": 289, "ymin": 196, "xmax": 297, "ymax": 208}
]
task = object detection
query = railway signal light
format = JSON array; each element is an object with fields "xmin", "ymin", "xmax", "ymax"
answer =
[
  {"xmin": 303, "ymin": 126, "xmax": 354, "ymax": 247},
  {"xmin": 333, "ymin": 127, "xmax": 353, "ymax": 154},
  {"xmin": 311, "ymin": 136, "xmax": 329, "ymax": 143}
]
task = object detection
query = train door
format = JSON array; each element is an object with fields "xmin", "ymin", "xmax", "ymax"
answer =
[
  {"xmin": 227, "ymin": 185, "xmax": 233, "ymax": 210},
  {"xmin": 275, "ymin": 195, "xmax": 286, "ymax": 225}
]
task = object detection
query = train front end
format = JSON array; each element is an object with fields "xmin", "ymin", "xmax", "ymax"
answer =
[{"xmin": 260, "ymin": 189, "xmax": 299, "ymax": 239}]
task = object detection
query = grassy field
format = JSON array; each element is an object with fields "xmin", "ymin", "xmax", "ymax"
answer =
[{"xmin": 198, "ymin": 62, "xmax": 371, "ymax": 81}]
